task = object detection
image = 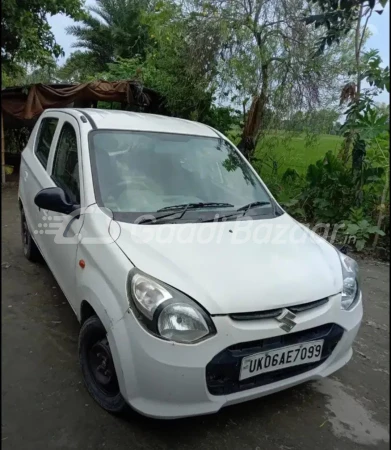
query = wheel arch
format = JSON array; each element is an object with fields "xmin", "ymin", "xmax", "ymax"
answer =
[
  {"xmin": 77, "ymin": 283, "xmax": 125, "ymax": 334},
  {"xmin": 80, "ymin": 300, "xmax": 97, "ymax": 325}
]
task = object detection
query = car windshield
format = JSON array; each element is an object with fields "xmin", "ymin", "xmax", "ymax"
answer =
[{"xmin": 89, "ymin": 130, "xmax": 276, "ymax": 221}]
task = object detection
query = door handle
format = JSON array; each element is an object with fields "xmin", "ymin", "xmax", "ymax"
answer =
[
  {"xmin": 63, "ymin": 215, "xmax": 79, "ymax": 237},
  {"xmin": 23, "ymin": 170, "xmax": 28, "ymax": 182}
]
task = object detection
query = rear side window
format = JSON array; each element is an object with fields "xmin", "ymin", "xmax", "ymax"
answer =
[
  {"xmin": 35, "ymin": 118, "xmax": 58, "ymax": 168},
  {"xmin": 52, "ymin": 122, "xmax": 80, "ymax": 204}
]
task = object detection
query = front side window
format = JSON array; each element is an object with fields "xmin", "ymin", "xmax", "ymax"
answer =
[
  {"xmin": 35, "ymin": 118, "xmax": 58, "ymax": 168},
  {"xmin": 52, "ymin": 122, "xmax": 80, "ymax": 204},
  {"xmin": 89, "ymin": 131, "xmax": 277, "ymax": 223}
]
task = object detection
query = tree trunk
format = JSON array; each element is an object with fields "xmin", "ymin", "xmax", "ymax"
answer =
[
  {"xmin": 242, "ymin": 100, "xmax": 246, "ymax": 124},
  {"xmin": 237, "ymin": 63, "xmax": 269, "ymax": 161},
  {"xmin": 354, "ymin": 4, "xmax": 363, "ymax": 102},
  {"xmin": 255, "ymin": 63, "xmax": 269, "ymax": 145},
  {"xmin": 340, "ymin": 4, "xmax": 364, "ymax": 166},
  {"xmin": 339, "ymin": 133, "xmax": 353, "ymax": 163}
]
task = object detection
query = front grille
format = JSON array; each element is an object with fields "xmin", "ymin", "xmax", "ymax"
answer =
[
  {"xmin": 206, "ymin": 323, "xmax": 344, "ymax": 396},
  {"xmin": 229, "ymin": 298, "xmax": 329, "ymax": 321}
]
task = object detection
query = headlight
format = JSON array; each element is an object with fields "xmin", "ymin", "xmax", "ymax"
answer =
[
  {"xmin": 127, "ymin": 269, "xmax": 215, "ymax": 344},
  {"xmin": 130, "ymin": 272, "xmax": 171, "ymax": 320},
  {"xmin": 337, "ymin": 251, "xmax": 360, "ymax": 310},
  {"xmin": 157, "ymin": 303, "xmax": 210, "ymax": 343}
]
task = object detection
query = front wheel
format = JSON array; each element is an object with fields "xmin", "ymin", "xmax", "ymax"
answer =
[{"xmin": 79, "ymin": 315, "xmax": 127, "ymax": 414}]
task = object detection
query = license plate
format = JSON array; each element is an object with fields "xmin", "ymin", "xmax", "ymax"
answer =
[{"xmin": 239, "ymin": 340, "xmax": 324, "ymax": 381}]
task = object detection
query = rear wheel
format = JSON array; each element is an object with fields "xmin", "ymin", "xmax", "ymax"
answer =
[
  {"xmin": 20, "ymin": 209, "xmax": 40, "ymax": 262},
  {"xmin": 79, "ymin": 315, "xmax": 127, "ymax": 414}
]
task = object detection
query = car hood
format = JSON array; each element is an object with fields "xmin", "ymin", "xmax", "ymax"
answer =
[{"xmin": 112, "ymin": 214, "xmax": 342, "ymax": 314}]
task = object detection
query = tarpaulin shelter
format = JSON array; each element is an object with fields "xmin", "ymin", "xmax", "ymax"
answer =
[
  {"xmin": 1, "ymin": 80, "xmax": 166, "ymax": 129},
  {"xmin": 1, "ymin": 80, "xmax": 167, "ymax": 182}
]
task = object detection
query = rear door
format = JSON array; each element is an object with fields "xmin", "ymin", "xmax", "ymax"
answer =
[{"xmin": 20, "ymin": 114, "xmax": 61, "ymax": 251}]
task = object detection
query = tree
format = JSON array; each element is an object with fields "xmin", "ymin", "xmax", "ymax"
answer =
[
  {"xmin": 306, "ymin": 1, "xmax": 390, "ymax": 245},
  {"xmin": 1, "ymin": 0, "xmax": 84, "ymax": 76},
  {"xmin": 1, "ymin": 58, "xmax": 60, "ymax": 88},
  {"xmin": 95, "ymin": 0, "xmax": 222, "ymax": 120},
  {"xmin": 63, "ymin": 0, "xmax": 155, "ymax": 76},
  {"xmin": 305, "ymin": 1, "xmax": 389, "ymax": 169},
  {"xmin": 182, "ymin": 0, "xmax": 356, "ymax": 160}
]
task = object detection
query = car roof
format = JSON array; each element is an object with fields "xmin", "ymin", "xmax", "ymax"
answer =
[{"xmin": 46, "ymin": 108, "xmax": 218, "ymax": 138}]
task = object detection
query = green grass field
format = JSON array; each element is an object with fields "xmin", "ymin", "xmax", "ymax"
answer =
[{"xmin": 254, "ymin": 133, "xmax": 343, "ymax": 176}]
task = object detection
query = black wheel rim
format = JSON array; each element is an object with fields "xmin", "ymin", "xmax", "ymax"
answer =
[{"xmin": 87, "ymin": 337, "xmax": 120, "ymax": 396}]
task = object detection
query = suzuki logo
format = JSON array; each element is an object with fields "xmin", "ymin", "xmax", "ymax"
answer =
[{"xmin": 276, "ymin": 308, "xmax": 297, "ymax": 332}]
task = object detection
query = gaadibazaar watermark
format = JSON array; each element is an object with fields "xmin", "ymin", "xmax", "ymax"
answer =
[{"xmin": 33, "ymin": 208, "xmax": 356, "ymax": 246}]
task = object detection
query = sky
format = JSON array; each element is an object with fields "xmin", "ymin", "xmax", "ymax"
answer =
[{"xmin": 48, "ymin": 1, "xmax": 390, "ymax": 104}]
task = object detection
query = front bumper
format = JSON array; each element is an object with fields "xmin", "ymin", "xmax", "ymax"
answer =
[{"xmin": 108, "ymin": 293, "xmax": 363, "ymax": 419}]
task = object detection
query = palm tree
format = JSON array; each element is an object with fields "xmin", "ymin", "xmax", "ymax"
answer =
[{"xmin": 65, "ymin": 0, "xmax": 154, "ymax": 75}]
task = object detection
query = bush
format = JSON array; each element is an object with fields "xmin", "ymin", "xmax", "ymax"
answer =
[
  {"xmin": 262, "ymin": 149, "xmax": 388, "ymax": 253},
  {"xmin": 343, "ymin": 207, "xmax": 385, "ymax": 251},
  {"xmin": 300, "ymin": 151, "xmax": 355, "ymax": 222}
]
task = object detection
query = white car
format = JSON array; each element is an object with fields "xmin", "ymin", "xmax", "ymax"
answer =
[{"xmin": 18, "ymin": 108, "xmax": 362, "ymax": 419}]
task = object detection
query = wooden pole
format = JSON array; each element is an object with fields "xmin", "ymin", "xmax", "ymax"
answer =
[{"xmin": 1, "ymin": 112, "xmax": 5, "ymax": 184}]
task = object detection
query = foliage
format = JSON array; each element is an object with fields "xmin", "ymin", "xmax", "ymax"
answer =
[
  {"xmin": 304, "ymin": 0, "xmax": 388, "ymax": 55},
  {"xmin": 94, "ymin": 1, "xmax": 221, "ymax": 120},
  {"xmin": 2, "ymin": 57, "xmax": 61, "ymax": 88},
  {"xmin": 339, "ymin": 49, "xmax": 389, "ymax": 175},
  {"xmin": 343, "ymin": 207, "xmax": 385, "ymax": 251},
  {"xmin": 183, "ymin": 0, "xmax": 357, "ymax": 160},
  {"xmin": 361, "ymin": 49, "xmax": 390, "ymax": 92},
  {"xmin": 56, "ymin": 0, "xmax": 157, "ymax": 80},
  {"xmin": 1, "ymin": 0, "xmax": 85, "ymax": 76},
  {"xmin": 226, "ymin": 125, "xmax": 243, "ymax": 145},
  {"xmin": 4, "ymin": 128, "xmax": 31, "ymax": 154},
  {"xmin": 302, "ymin": 151, "xmax": 356, "ymax": 221},
  {"xmin": 282, "ymin": 109, "xmax": 340, "ymax": 134},
  {"xmin": 1, "ymin": 65, "xmax": 27, "ymax": 88},
  {"xmin": 276, "ymin": 148, "xmax": 385, "ymax": 223},
  {"xmin": 95, "ymin": 57, "xmax": 144, "ymax": 82},
  {"xmin": 305, "ymin": 2, "xmax": 389, "ymax": 209},
  {"xmin": 375, "ymin": 102, "xmax": 390, "ymax": 118},
  {"xmin": 56, "ymin": 51, "xmax": 99, "ymax": 83},
  {"xmin": 282, "ymin": 168, "xmax": 301, "ymax": 183},
  {"xmin": 202, "ymin": 106, "xmax": 241, "ymax": 135}
]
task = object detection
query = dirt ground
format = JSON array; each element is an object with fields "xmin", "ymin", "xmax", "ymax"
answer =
[{"xmin": 1, "ymin": 184, "xmax": 389, "ymax": 450}]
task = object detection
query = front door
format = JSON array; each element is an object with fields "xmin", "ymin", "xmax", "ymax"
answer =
[{"xmin": 43, "ymin": 116, "xmax": 85, "ymax": 312}]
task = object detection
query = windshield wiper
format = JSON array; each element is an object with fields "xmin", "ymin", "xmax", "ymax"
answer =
[
  {"xmin": 137, "ymin": 211, "xmax": 183, "ymax": 224},
  {"xmin": 137, "ymin": 202, "xmax": 235, "ymax": 224},
  {"xmin": 237, "ymin": 201, "xmax": 271, "ymax": 215},
  {"xmin": 199, "ymin": 201, "xmax": 272, "ymax": 223},
  {"xmin": 157, "ymin": 202, "xmax": 234, "ymax": 212}
]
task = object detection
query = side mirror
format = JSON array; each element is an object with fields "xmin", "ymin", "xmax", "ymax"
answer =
[{"xmin": 34, "ymin": 187, "xmax": 79, "ymax": 215}]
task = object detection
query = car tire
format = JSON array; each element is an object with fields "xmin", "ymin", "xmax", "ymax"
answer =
[
  {"xmin": 79, "ymin": 315, "xmax": 128, "ymax": 414},
  {"xmin": 20, "ymin": 208, "xmax": 41, "ymax": 262}
]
